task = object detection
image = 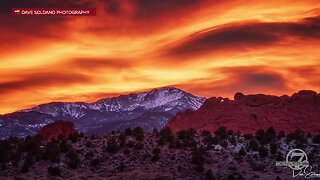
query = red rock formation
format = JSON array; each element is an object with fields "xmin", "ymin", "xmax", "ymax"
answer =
[
  {"xmin": 167, "ymin": 90, "xmax": 320, "ymax": 134},
  {"xmin": 38, "ymin": 120, "xmax": 77, "ymax": 141}
]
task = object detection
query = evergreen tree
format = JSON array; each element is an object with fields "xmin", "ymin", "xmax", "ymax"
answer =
[{"xmin": 266, "ymin": 127, "xmax": 276, "ymax": 143}]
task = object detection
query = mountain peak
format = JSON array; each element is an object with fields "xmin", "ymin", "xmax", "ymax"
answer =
[
  {"xmin": 90, "ymin": 87, "xmax": 205, "ymax": 112},
  {"xmin": 0, "ymin": 87, "xmax": 205, "ymax": 139},
  {"xmin": 149, "ymin": 86, "xmax": 185, "ymax": 93}
]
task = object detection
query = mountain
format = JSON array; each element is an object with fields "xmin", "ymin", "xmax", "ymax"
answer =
[
  {"xmin": 38, "ymin": 120, "xmax": 77, "ymax": 141},
  {"xmin": 0, "ymin": 87, "xmax": 205, "ymax": 139},
  {"xmin": 167, "ymin": 90, "xmax": 320, "ymax": 134}
]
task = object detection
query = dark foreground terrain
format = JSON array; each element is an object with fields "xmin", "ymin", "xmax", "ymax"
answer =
[{"xmin": 0, "ymin": 127, "xmax": 319, "ymax": 179}]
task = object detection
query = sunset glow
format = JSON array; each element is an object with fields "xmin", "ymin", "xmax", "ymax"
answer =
[{"xmin": 1, "ymin": 0, "xmax": 320, "ymax": 114}]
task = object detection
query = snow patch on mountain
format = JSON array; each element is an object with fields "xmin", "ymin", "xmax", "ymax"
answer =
[
  {"xmin": 1, "ymin": 87, "xmax": 206, "ymax": 139},
  {"xmin": 22, "ymin": 87, "xmax": 205, "ymax": 116}
]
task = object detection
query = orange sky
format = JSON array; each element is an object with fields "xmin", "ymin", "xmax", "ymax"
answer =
[{"xmin": 0, "ymin": 0, "xmax": 320, "ymax": 114}]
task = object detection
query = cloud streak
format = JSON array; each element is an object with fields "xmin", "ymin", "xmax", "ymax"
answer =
[
  {"xmin": 164, "ymin": 16, "xmax": 320, "ymax": 58},
  {"xmin": 0, "ymin": 72, "xmax": 91, "ymax": 94},
  {"xmin": 175, "ymin": 66, "xmax": 289, "ymax": 97}
]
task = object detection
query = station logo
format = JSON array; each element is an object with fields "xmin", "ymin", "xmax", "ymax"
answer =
[{"xmin": 276, "ymin": 149, "xmax": 320, "ymax": 178}]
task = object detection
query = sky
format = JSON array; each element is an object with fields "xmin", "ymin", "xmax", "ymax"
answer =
[{"xmin": 0, "ymin": 0, "xmax": 320, "ymax": 114}]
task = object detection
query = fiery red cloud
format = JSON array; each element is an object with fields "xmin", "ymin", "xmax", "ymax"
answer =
[{"xmin": 0, "ymin": 0, "xmax": 320, "ymax": 114}]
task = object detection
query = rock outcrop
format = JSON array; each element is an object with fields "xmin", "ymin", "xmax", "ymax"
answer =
[
  {"xmin": 38, "ymin": 120, "xmax": 77, "ymax": 141},
  {"xmin": 167, "ymin": 90, "xmax": 320, "ymax": 134}
]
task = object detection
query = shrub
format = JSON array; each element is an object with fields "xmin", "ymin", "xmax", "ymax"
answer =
[
  {"xmin": 133, "ymin": 127, "xmax": 144, "ymax": 141},
  {"xmin": 169, "ymin": 136, "xmax": 177, "ymax": 149},
  {"xmin": 313, "ymin": 134, "xmax": 320, "ymax": 144},
  {"xmin": 152, "ymin": 129, "xmax": 159, "ymax": 137},
  {"xmin": 248, "ymin": 139, "xmax": 259, "ymax": 151},
  {"xmin": 119, "ymin": 133, "xmax": 127, "ymax": 147},
  {"xmin": 135, "ymin": 142, "xmax": 144, "ymax": 150},
  {"xmin": 153, "ymin": 147, "xmax": 161, "ymax": 154},
  {"xmin": 244, "ymin": 134, "xmax": 254, "ymax": 140},
  {"xmin": 126, "ymin": 140, "xmax": 135, "ymax": 148},
  {"xmin": 177, "ymin": 128, "xmax": 196, "ymax": 140},
  {"xmin": 90, "ymin": 134, "xmax": 96, "ymax": 140},
  {"xmin": 176, "ymin": 129, "xmax": 198, "ymax": 148},
  {"xmin": 255, "ymin": 129, "xmax": 266, "ymax": 143},
  {"xmin": 228, "ymin": 174, "xmax": 235, "ymax": 180},
  {"xmin": 188, "ymin": 128, "xmax": 196, "ymax": 138},
  {"xmin": 195, "ymin": 164, "xmax": 204, "ymax": 172},
  {"xmin": 220, "ymin": 141, "xmax": 228, "ymax": 148},
  {"xmin": 258, "ymin": 146, "xmax": 268, "ymax": 158},
  {"xmin": 160, "ymin": 127, "xmax": 174, "ymax": 138},
  {"xmin": 68, "ymin": 133, "xmax": 80, "ymax": 143},
  {"xmin": 227, "ymin": 130, "xmax": 234, "ymax": 136},
  {"xmin": 22, "ymin": 153, "xmax": 34, "ymax": 173},
  {"xmin": 177, "ymin": 130, "xmax": 188, "ymax": 140},
  {"xmin": 125, "ymin": 128, "xmax": 132, "ymax": 136},
  {"xmin": 85, "ymin": 141, "xmax": 92, "ymax": 148},
  {"xmin": 1, "ymin": 163, "xmax": 6, "ymax": 171},
  {"xmin": 0, "ymin": 147, "xmax": 8, "ymax": 163},
  {"xmin": 287, "ymin": 129, "xmax": 306, "ymax": 144},
  {"xmin": 211, "ymin": 136, "xmax": 220, "ymax": 145},
  {"xmin": 269, "ymin": 142, "xmax": 277, "ymax": 155},
  {"xmin": 47, "ymin": 166, "xmax": 61, "ymax": 176},
  {"xmin": 43, "ymin": 141, "xmax": 60, "ymax": 162},
  {"xmin": 90, "ymin": 158, "xmax": 100, "ymax": 167},
  {"xmin": 60, "ymin": 140, "xmax": 71, "ymax": 153},
  {"xmin": 23, "ymin": 136, "xmax": 41, "ymax": 154},
  {"xmin": 277, "ymin": 131, "xmax": 285, "ymax": 139},
  {"xmin": 214, "ymin": 126, "xmax": 228, "ymax": 139},
  {"xmin": 11, "ymin": 151, "xmax": 22, "ymax": 167},
  {"xmin": 123, "ymin": 148, "xmax": 130, "ymax": 154},
  {"xmin": 68, "ymin": 159, "xmax": 80, "ymax": 169},
  {"xmin": 106, "ymin": 138, "xmax": 119, "ymax": 153},
  {"xmin": 201, "ymin": 130, "xmax": 211, "ymax": 137},
  {"xmin": 151, "ymin": 147, "xmax": 160, "ymax": 162},
  {"xmin": 238, "ymin": 147, "xmax": 246, "ymax": 156},
  {"xmin": 151, "ymin": 153, "xmax": 160, "ymax": 162},
  {"xmin": 67, "ymin": 149, "xmax": 78, "ymax": 160},
  {"xmin": 176, "ymin": 140, "xmax": 182, "ymax": 149},
  {"xmin": 116, "ymin": 163, "xmax": 126, "ymax": 172},
  {"xmin": 252, "ymin": 163, "xmax": 265, "ymax": 172},
  {"xmin": 265, "ymin": 127, "xmax": 276, "ymax": 143},
  {"xmin": 205, "ymin": 169, "xmax": 215, "ymax": 180},
  {"xmin": 85, "ymin": 151, "xmax": 94, "ymax": 160},
  {"xmin": 202, "ymin": 133, "xmax": 213, "ymax": 143},
  {"xmin": 158, "ymin": 127, "xmax": 174, "ymax": 145},
  {"xmin": 191, "ymin": 148, "xmax": 205, "ymax": 165},
  {"xmin": 67, "ymin": 150, "xmax": 80, "ymax": 169},
  {"xmin": 203, "ymin": 138, "xmax": 213, "ymax": 150},
  {"xmin": 229, "ymin": 136, "xmax": 236, "ymax": 145}
]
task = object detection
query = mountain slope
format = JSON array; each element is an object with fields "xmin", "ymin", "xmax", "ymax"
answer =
[
  {"xmin": 0, "ymin": 87, "xmax": 205, "ymax": 139},
  {"xmin": 167, "ymin": 90, "xmax": 320, "ymax": 134}
]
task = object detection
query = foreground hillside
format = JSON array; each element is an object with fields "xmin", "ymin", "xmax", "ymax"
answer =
[
  {"xmin": 168, "ymin": 90, "xmax": 320, "ymax": 134},
  {"xmin": 0, "ymin": 126, "xmax": 319, "ymax": 179}
]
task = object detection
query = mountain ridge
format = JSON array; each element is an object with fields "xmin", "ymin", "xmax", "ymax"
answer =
[{"xmin": 0, "ymin": 87, "xmax": 206, "ymax": 139}]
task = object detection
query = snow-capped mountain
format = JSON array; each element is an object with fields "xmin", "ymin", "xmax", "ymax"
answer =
[{"xmin": 0, "ymin": 87, "xmax": 205, "ymax": 139}]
